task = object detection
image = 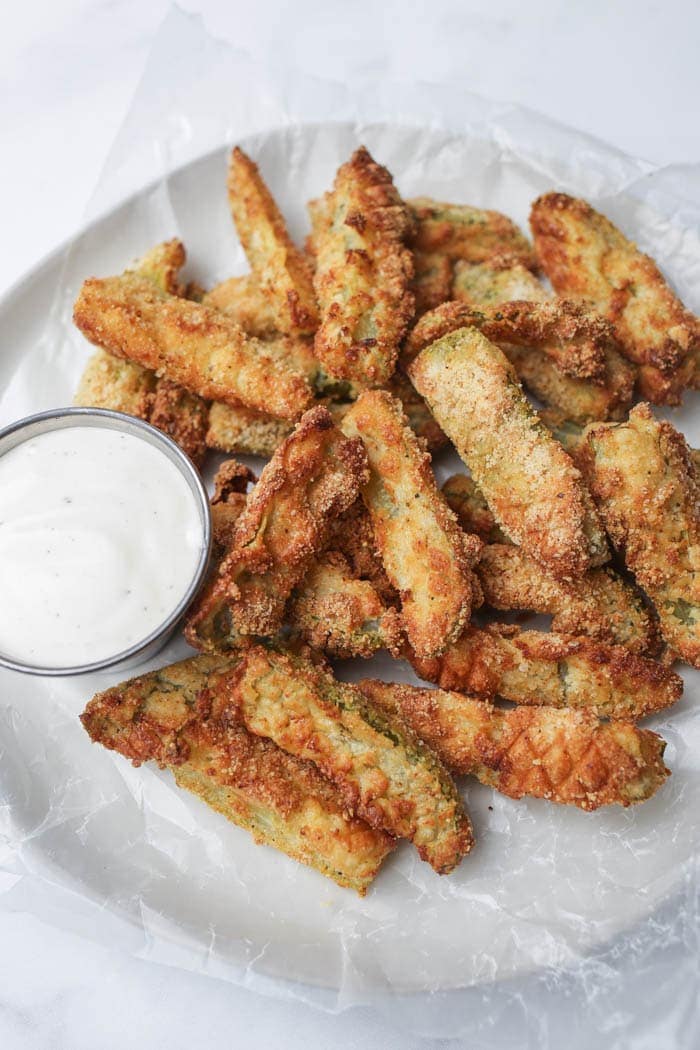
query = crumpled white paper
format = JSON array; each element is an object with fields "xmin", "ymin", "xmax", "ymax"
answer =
[{"xmin": 1, "ymin": 6, "xmax": 699, "ymax": 1043}]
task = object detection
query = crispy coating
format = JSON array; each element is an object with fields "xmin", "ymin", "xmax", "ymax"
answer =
[
  {"xmin": 441, "ymin": 473, "xmax": 508, "ymax": 543},
  {"xmin": 409, "ymin": 198, "xmax": 537, "ymax": 268},
  {"xmin": 341, "ymin": 391, "xmax": 481, "ymax": 658},
  {"xmin": 203, "ymin": 274, "xmax": 285, "ymax": 339},
  {"xmin": 186, "ymin": 407, "xmax": 368, "ymax": 650},
  {"xmin": 227, "ymin": 147, "xmax": 319, "ymax": 335},
  {"xmin": 452, "ymin": 252, "xmax": 548, "ymax": 305},
  {"xmin": 530, "ymin": 192, "xmax": 700, "ymax": 404},
  {"xmin": 409, "ymin": 625, "xmax": 683, "ymax": 721},
  {"xmin": 404, "ymin": 298, "xmax": 636, "ymax": 424},
  {"xmin": 359, "ymin": 680, "xmax": 669, "ymax": 810},
  {"xmin": 231, "ymin": 645, "xmax": 473, "ymax": 873},
  {"xmin": 289, "ymin": 551, "xmax": 403, "ymax": 659},
  {"xmin": 73, "ymin": 273, "xmax": 313, "ymax": 420},
  {"xmin": 74, "ymin": 243, "xmax": 211, "ymax": 467},
  {"xmin": 411, "ymin": 251, "xmax": 453, "ymax": 315},
  {"xmin": 210, "ymin": 459, "xmax": 255, "ymax": 555},
  {"xmin": 81, "ymin": 654, "xmax": 393, "ymax": 895},
  {"xmin": 206, "ymin": 401, "xmax": 293, "ymax": 458},
  {"xmin": 409, "ymin": 328, "xmax": 608, "ymax": 578},
  {"xmin": 75, "ymin": 348, "xmax": 156, "ymax": 419},
  {"xmin": 310, "ymin": 146, "xmax": 414, "ymax": 387},
  {"xmin": 326, "ymin": 499, "xmax": 397, "ymax": 604},
  {"xmin": 579, "ymin": 404, "xmax": 700, "ymax": 667},
  {"xmin": 477, "ymin": 543, "xmax": 660, "ymax": 654}
]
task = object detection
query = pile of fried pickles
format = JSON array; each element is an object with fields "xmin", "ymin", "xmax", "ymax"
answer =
[{"xmin": 76, "ymin": 145, "xmax": 699, "ymax": 895}]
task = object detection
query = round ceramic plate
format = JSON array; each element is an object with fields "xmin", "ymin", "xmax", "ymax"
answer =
[{"xmin": 0, "ymin": 122, "xmax": 698, "ymax": 998}]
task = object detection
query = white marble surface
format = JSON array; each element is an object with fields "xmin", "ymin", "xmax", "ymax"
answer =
[{"xmin": 2, "ymin": 2, "xmax": 700, "ymax": 1047}]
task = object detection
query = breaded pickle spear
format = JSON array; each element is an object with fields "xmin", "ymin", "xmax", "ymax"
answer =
[
  {"xmin": 206, "ymin": 401, "xmax": 293, "ymax": 458},
  {"xmin": 441, "ymin": 473, "xmax": 508, "ymax": 543},
  {"xmin": 81, "ymin": 654, "xmax": 393, "ymax": 895},
  {"xmin": 411, "ymin": 251, "xmax": 453, "ymax": 315},
  {"xmin": 289, "ymin": 551, "xmax": 403, "ymax": 659},
  {"xmin": 452, "ymin": 252, "xmax": 548, "ymax": 305},
  {"xmin": 75, "ymin": 241, "xmax": 210, "ymax": 466},
  {"xmin": 409, "ymin": 625, "xmax": 682, "ymax": 721},
  {"xmin": 409, "ymin": 198, "xmax": 536, "ymax": 269},
  {"xmin": 477, "ymin": 543, "xmax": 660, "ymax": 654},
  {"xmin": 231, "ymin": 645, "xmax": 473, "ymax": 873},
  {"xmin": 203, "ymin": 274, "xmax": 280, "ymax": 338},
  {"xmin": 341, "ymin": 390, "xmax": 481, "ymax": 658},
  {"xmin": 73, "ymin": 273, "xmax": 313, "ymax": 420},
  {"xmin": 579, "ymin": 404, "xmax": 700, "ymax": 667},
  {"xmin": 310, "ymin": 146, "xmax": 414, "ymax": 387},
  {"xmin": 186, "ymin": 407, "xmax": 368, "ymax": 651},
  {"xmin": 359, "ymin": 680, "xmax": 669, "ymax": 811},
  {"xmin": 530, "ymin": 192, "xmax": 700, "ymax": 404},
  {"xmin": 227, "ymin": 147, "xmax": 319, "ymax": 336},
  {"xmin": 409, "ymin": 328, "xmax": 608, "ymax": 578},
  {"xmin": 404, "ymin": 298, "xmax": 636, "ymax": 424}
]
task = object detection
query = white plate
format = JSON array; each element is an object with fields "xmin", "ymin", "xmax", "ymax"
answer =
[{"xmin": 1, "ymin": 122, "xmax": 699, "ymax": 998}]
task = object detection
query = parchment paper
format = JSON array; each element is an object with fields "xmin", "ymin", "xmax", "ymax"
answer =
[{"xmin": 1, "ymin": 6, "xmax": 699, "ymax": 1043}]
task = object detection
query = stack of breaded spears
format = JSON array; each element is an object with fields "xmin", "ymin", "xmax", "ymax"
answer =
[{"xmin": 75, "ymin": 145, "xmax": 700, "ymax": 895}]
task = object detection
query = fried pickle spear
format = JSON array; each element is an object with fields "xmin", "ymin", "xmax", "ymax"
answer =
[
  {"xmin": 359, "ymin": 680, "xmax": 669, "ymax": 811},
  {"xmin": 409, "ymin": 328, "xmax": 608, "ymax": 578},
  {"xmin": 81, "ymin": 654, "xmax": 394, "ymax": 895},
  {"xmin": 74, "ymin": 241, "xmax": 210, "ymax": 466},
  {"xmin": 409, "ymin": 198, "xmax": 537, "ymax": 269},
  {"xmin": 404, "ymin": 298, "xmax": 636, "ymax": 424},
  {"xmin": 186, "ymin": 407, "xmax": 368, "ymax": 651},
  {"xmin": 411, "ymin": 251, "xmax": 453, "ymax": 315},
  {"xmin": 73, "ymin": 273, "xmax": 313, "ymax": 420},
  {"xmin": 206, "ymin": 401, "xmax": 293, "ymax": 458},
  {"xmin": 227, "ymin": 147, "xmax": 319, "ymax": 336},
  {"xmin": 230, "ymin": 645, "xmax": 472, "ymax": 873},
  {"xmin": 477, "ymin": 543, "xmax": 660, "ymax": 654},
  {"xmin": 341, "ymin": 390, "xmax": 481, "ymax": 658},
  {"xmin": 530, "ymin": 192, "xmax": 700, "ymax": 404},
  {"xmin": 408, "ymin": 625, "xmax": 682, "ymax": 721},
  {"xmin": 579, "ymin": 404, "xmax": 700, "ymax": 667},
  {"xmin": 289, "ymin": 551, "xmax": 403, "ymax": 659},
  {"xmin": 441, "ymin": 473, "xmax": 507, "ymax": 543},
  {"xmin": 310, "ymin": 146, "xmax": 414, "ymax": 387},
  {"xmin": 452, "ymin": 252, "xmax": 548, "ymax": 305}
]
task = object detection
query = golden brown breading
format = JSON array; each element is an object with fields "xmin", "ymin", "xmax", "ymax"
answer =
[
  {"xmin": 359, "ymin": 679, "xmax": 669, "ymax": 811},
  {"xmin": 477, "ymin": 543, "xmax": 660, "ymax": 654},
  {"xmin": 75, "ymin": 348, "xmax": 156, "ymax": 419},
  {"xmin": 289, "ymin": 550, "xmax": 403, "ymax": 659},
  {"xmin": 206, "ymin": 401, "xmax": 293, "ymax": 458},
  {"xmin": 440, "ymin": 473, "xmax": 508, "ymax": 543},
  {"xmin": 73, "ymin": 273, "xmax": 314, "ymax": 420},
  {"xmin": 409, "ymin": 328, "xmax": 608, "ymax": 578},
  {"xmin": 579, "ymin": 403, "xmax": 700, "ymax": 667},
  {"xmin": 408, "ymin": 625, "xmax": 683, "ymax": 721},
  {"xmin": 452, "ymin": 252, "xmax": 548, "ymax": 305},
  {"xmin": 409, "ymin": 198, "xmax": 537, "ymax": 268},
  {"xmin": 81, "ymin": 654, "xmax": 394, "ymax": 895},
  {"xmin": 403, "ymin": 298, "xmax": 636, "ymax": 424},
  {"xmin": 230, "ymin": 645, "xmax": 473, "ymax": 873},
  {"xmin": 74, "ymin": 242, "xmax": 211, "ymax": 467},
  {"xmin": 341, "ymin": 391, "xmax": 481, "ymax": 658},
  {"xmin": 210, "ymin": 459, "xmax": 256, "ymax": 555},
  {"xmin": 186, "ymin": 407, "xmax": 368, "ymax": 651},
  {"xmin": 326, "ymin": 499, "xmax": 397, "ymax": 604},
  {"xmin": 530, "ymin": 192, "xmax": 700, "ymax": 404},
  {"xmin": 227, "ymin": 147, "xmax": 319, "ymax": 336},
  {"xmin": 203, "ymin": 274, "xmax": 283, "ymax": 339},
  {"xmin": 411, "ymin": 251, "xmax": 453, "ymax": 315},
  {"xmin": 310, "ymin": 146, "xmax": 414, "ymax": 387}
]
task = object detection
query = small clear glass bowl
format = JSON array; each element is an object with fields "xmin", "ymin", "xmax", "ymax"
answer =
[{"xmin": 0, "ymin": 407, "xmax": 212, "ymax": 676}]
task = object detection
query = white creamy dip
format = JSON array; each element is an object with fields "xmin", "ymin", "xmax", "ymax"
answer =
[{"xmin": 0, "ymin": 426, "xmax": 203, "ymax": 668}]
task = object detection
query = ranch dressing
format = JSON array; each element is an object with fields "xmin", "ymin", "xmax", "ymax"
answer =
[{"xmin": 0, "ymin": 426, "xmax": 203, "ymax": 668}]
